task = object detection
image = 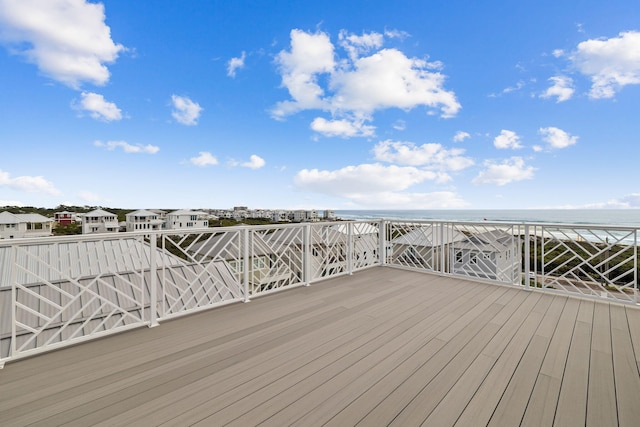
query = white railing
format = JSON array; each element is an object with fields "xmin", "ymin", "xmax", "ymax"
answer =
[{"xmin": 1, "ymin": 219, "xmax": 637, "ymax": 366}]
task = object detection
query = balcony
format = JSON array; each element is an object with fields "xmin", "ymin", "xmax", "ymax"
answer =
[{"xmin": 1, "ymin": 220, "xmax": 639, "ymax": 425}]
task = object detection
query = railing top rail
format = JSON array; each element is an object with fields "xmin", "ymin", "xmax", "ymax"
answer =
[
  {"xmin": 366, "ymin": 218, "xmax": 640, "ymax": 231},
  {"xmin": 1, "ymin": 219, "xmax": 638, "ymax": 248}
]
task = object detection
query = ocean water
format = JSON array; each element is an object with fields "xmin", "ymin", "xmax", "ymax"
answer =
[{"xmin": 335, "ymin": 209, "xmax": 640, "ymax": 227}]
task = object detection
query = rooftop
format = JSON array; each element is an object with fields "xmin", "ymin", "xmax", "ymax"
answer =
[{"xmin": 1, "ymin": 266, "xmax": 639, "ymax": 426}]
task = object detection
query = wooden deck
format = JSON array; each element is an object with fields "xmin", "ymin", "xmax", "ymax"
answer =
[{"xmin": 1, "ymin": 267, "xmax": 639, "ymax": 426}]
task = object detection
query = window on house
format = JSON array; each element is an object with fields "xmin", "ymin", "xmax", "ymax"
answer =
[
  {"xmin": 455, "ymin": 251, "xmax": 463, "ymax": 263},
  {"xmin": 253, "ymin": 257, "xmax": 267, "ymax": 269},
  {"xmin": 470, "ymin": 253, "xmax": 478, "ymax": 265},
  {"xmin": 229, "ymin": 259, "xmax": 244, "ymax": 273}
]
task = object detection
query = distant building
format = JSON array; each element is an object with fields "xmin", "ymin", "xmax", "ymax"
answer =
[
  {"xmin": 81, "ymin": 209, "xmax": 119, "ymax": 234},
  {"xmin": 289, "ymin": 210, "xmax": 318, "ymax": 222},
  {"xmin": 125, "ymin": 210, "xmax": 165, "ymax": 232},
  {"xmin": 323, "ymin": 210, "xmax": 336, "ymax": 221},
  {"xmin": 54, "ymin": 211, "xmax": 77, "ymax": 226},
  {"xmin": 165, "ymin": 209, "xmax": 209, "ymax": 230},
  {"xmin": 271, "ymin": 210, "xmax": 289, "ymax": 223},
  {"xmin": 0, "ymin": 211, "xmax": 54, "ymax": 239}
]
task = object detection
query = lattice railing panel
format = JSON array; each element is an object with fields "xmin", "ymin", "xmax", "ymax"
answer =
[
  {"xmin": 537, "ymin": 226, "xmax": 637, "ymax": 302},
  {"xmin": 448, "ymin": 223, "xmax": 522, "ymax": 284},
  {"xmin": 309, "ymin": 224, "xmax": 348, "ymax": 280},
  {"xmin": 352, "ymin": 221, "xmax": 381, "ymax": 271},
  {"xmin": 159, "ymin": 230, "xmax": 244, "ymax": 318},
  {"xmin": 8, "ymin": 237, "xmax": 148, "ymax": 358},
  {"xmin": 249, "ymin": 226, "xmax": 304, "ymax": 295},
  {"xmin": 386, "ymin": 221, "xmax": 442, "ymax": 272}
]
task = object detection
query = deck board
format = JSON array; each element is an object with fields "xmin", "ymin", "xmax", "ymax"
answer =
[{"xmin": 0, "ymin": 266, "xmax": 639, "ymax": 427}]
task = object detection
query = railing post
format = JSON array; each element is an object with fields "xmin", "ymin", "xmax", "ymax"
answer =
[
  {"xmin": 524, "ymin": 224, "xmax": 531, "ymax": 290},
  {"xmin": 440, "ymin": 222, "xmax": 446, "ymax": 274},
  {"xmin": 304, "ymin": 224, "xmax": 311, "ymax": 286},
  {"xmin": 243, "ymin": 227, "xmax": 250, "ymax": 302},
  {"xmin": 149, "ymin": 233, "xmax": 159, "ymax": 327},
  {"xmin": 9, "ymin": 244, "xmax": 18, "ymax": 362},
  {"xmin": 635, "ymin": 229, "xmax": 638, "ymax": 305},
  {"xmin": 347, "ymin": 222, "xmax": 353, "ymax": 275},
  {"xmin": 379, "ymin": 219, "xmax": 386, "ymax": 266}
]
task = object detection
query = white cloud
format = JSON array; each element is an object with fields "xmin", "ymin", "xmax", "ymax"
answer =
[
  {"xmin": 190, "ymin": 151, "xmax": 218, "ymax": 167},
  {"xmin": 75, "ymin": 91, "xmax": 122, "ymax": 121},
  {"xmin": 78, "ymin": 190, "xmax": 103, "ymax": 202},
  {"xmin": 338, "ymin": 30, "xmax": 384, "ymax": 61},
  {"xmin": 227, "ymin": 51, "xmax": 246, "ymax": 77},
  {"xmin": 271, "ymin": 29, "xmax": 335, "ymax": 118},
  {"xmin": 242, "ymin": 154, "xmax": 266, "ymax": 169},
  {"xmin": 345, "ymin": 191, "xmax": 468, "ymax": 209},
  {"xmin": 372, "ymin": 140, "xmax": 473, "ymax": 174},
  {"xmin": 171, "ymin": 95, "xmax": 203, "ymax": 126},
  {"xmin": 560, "ymin": 193, "xmax": 640, "ymax": 209},
  {"xmin": 393, "ymin": 120, "xmax": 406, "ymax": 131},
  {"xmin": 570, "ymin": 31, "xmax": 640, "ymax": 99},
  {"xmin": 310, "ymin": 117, "xmax": 375, "ymax": 137},
  {"xmin": 330, "ymin": 48, "xmax": 460, "ymax": 118},
  {"xmin": 0, "ymin": 168, "xmax": 61, "ymax": 195},
  {"xmin": 295, "ymin": 163, "xmax": 440, "ymax": 195},
  {"xmin": 472, "ymin": 157, "xmax": 535, "ymax": 186},
  {"xmin": 294, "ymin": 163, "xmax": 466, "ymax": 208},
  {"xmin": 552, "ymin": 49, "xmax": 564, "ymax": 58},
  {"xmin": 453, "ymin": 131, "xmax": 470, "ymax": 142},
  {"xmin": 271, "ymin": 28, "xmax": 460, "ymax": 132},
  {"xmin": 493, "ymin": 130, "xmax": 523, "ymax": 149},
  {"xmin": 94, "ymin": 140, "xmax": 159, "ymax": 154},
  {"xmin": 540, "ymin": 76, "xmax": 574, "ymax": 102},
  {"xmin": 0, "ymin": 199, "xmax": 24, "ymax": 206},
  {"xmin": 538, "ymin": 126, "xmax": 578, "ymax": 149},
  {"xmin": 0, "ymin": 0, "xmax": 124, "ymax": 88}
]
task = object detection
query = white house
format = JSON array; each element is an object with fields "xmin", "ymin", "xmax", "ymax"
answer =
[
  {"xmin": 271, "ymin": 210, "xmax": 289, "ymax": 223},
  {"xmin": 0, "ymin": 212, "xmax": 54, "ymax": 239},
  {"xmin": 125, "ymin": 210, "xmax": 165, "ymax": 232},
  {"xmin": 81, "ymin": 209, "xmax": 119, "ymax": 234},
  {"xmin": 390, "ymin": 224, "xmax": 467, "ymax": 272},
  {"xmin": 165, "ymin": 209, "xmax": 208, "ymax": 230},
  {"xmin": 450, "ymin": 230, "xmax": 521, "ymax": 283}
]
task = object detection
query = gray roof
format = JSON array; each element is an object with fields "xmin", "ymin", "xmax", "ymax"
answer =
[
  {"xmin": 451, "ymin": 230, "xmax": 517, "ymax": 252},
  {"xmin": 126, "ymin": 210, "xmax": 158, "ymax": 217},
  {"xmin": 0, "ymin": 211, "xmax": 52, "ymax": 224},
  {"xmin": 0, "ymin": 240, "xmax": 242, "ymax": 358},
  {"xmin": 0, "ymin": 238, "xmax": 185, "ymax": 288},
  {"xmin": 392, "ymin": 225, "xmax": 466, "ymax": 247},
  {"xmin": 84, "ymin": 209, "xmax": 117, "ymax": 217}
]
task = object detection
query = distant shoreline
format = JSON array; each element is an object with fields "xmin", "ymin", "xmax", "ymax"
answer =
[{"xmin": 335, "ymin": 209, "xmax": 640, "ymax": 227}]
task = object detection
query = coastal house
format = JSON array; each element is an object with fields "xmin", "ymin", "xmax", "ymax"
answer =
[
  {"xmin": 125, "ymin": 209, "xmax": 165, "ymax": 232},
  {"xmin": 53, "ymin": 211, "xmax": 77, "ymax": 226},
  {"xmin": 165, "ymin": 209, "xmax": 208, "ymax": 230},
  {"xmin": 0, "ymin": 211, "xmax": 54, "ymax": 239},
  {"xmin": 81, "ymin": 209, "xmax": 119, "ymax": 234},
  {"xmin": 289, "ymin": 210, "xmax": 319, "ymax": 222},
  {"xmin": 450, "ymin": 229, "xmax": 521, "ymax": 283},
  {"xmin": 390, "ymin": 224, "xmax": 466, "ymax": 272},
  {"xmin": 188, "ymin": 230, "xmax": 298, "ymax": 294},
  {"xmin": 270, "ymin": 210, "xmax": 289, "ymax": 223}
]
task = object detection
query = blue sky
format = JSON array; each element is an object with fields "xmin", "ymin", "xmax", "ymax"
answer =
[{"xmin": 1, "ymin": 0, "xmax": 639, "ymax": 210}]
